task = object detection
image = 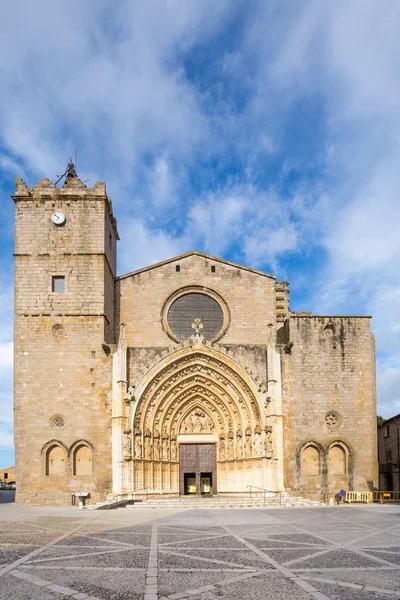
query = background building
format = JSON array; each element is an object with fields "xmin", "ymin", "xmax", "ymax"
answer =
[
  {"xmin": 378, "ymin": 415, "xmax": 400, "ymax": 491},
  {"xmin": 0, "ymin": 466, "xmax": 15, "ymax": 482},
  {"xmin": 13, "ymin": 172, "xmax": 378, "ymax": 504}
]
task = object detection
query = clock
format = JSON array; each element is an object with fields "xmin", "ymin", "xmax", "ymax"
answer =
[{"xmin": 52, "ymin": 211, "xmax": 66, "ymax": 226}]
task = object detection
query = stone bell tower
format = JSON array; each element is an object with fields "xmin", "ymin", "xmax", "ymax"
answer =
[{"xmin": 13, "ymin": 166, "xmax": 118, "ymax": 504}]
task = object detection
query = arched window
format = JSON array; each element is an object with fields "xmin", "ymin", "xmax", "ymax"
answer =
[
  {"xmin": 73, "ymin": 444, "xmax": 93, "ymax": 476},
  {"xmin": 329, "ymin": 444, "xmax": 347, "ymax": 475},
  {"xmin": 46, "ymin": 444, "xmax": 66, "ymax": 476},
  {"xmin": 301, "ymin": 445, "xmax": 320, "ymax": 476}
]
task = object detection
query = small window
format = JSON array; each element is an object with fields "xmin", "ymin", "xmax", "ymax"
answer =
[
  {"xmin": 3, "ymin": 473, "xmax": 7, "ymax": 480},
  {"xmin": 211, "ymin": 266, "xmax": 216, "ymax": 273},
  {"xmin": 385, "ymin": 424, "xmax": 390, "ymax": 437},
  {"xmin": 52, "ymin": 276, "xmax": 65, "ymax": 293},
  {"xmin": 176, "ymin": 265, "xmax": 180, "ymax": 272}
]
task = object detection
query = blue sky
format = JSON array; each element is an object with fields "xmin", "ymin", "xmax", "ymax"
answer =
[{"xmin": 1, "ymin": 0, "xmax": 400, "ymax": 467}]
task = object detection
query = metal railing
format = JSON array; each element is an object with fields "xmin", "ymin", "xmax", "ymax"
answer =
[
  {"xmin": 322, "ymin": 490, "xmax": 400, "ymax": 504},
  {"xmin": 372, "ymin": 490, "xmax": 400, "ymax": 503},
  {"xmin": 247, "ymin": 485, "xmax": 283, "ymax": 506},
  {"xmin": 346, "ymin": 491, "xmax": 373, "ymax": 504},
  {"xmin": 115, "ymin": 487, "xmax": 152, "ymax": 502}
]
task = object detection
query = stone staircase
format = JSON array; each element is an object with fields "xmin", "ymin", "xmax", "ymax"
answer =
[{"xmin": 88, "ymin": 494, "xmax": 325, "ymax": 510}]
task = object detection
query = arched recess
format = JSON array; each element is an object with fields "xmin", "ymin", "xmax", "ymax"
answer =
[
  {"xmin": 297, "ymin": 441, "xmax": 325, "ymax": 491},
  {"xmin": 129, "ymin": 341, "xmax": 265, "ymax": 493},
  {"xmin": 301, "ymin": 443, "xmax": 321, "ymax": 476},
  {"xmin": 326, "ymin": 440, "xmax": 351, "ymax": 492},
  {"xmin": 69, "ymin": 440, "xmax": 95, "ymax": 476},
  {"xmin": 132, "ymin": 343, "xmax": 262, "ymax": 449},
  {"xmin": 328, "ymin": 444, "xmax": 348, "ymax": 475},
  {"xmin": 42, "ymin": 440, "xmax": 67, "ymax": 477}
]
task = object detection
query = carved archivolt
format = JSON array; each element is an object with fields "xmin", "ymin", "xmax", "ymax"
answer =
[{"xmin": 131, "ymin": 342, "xmax": 268, "ymax": 461}]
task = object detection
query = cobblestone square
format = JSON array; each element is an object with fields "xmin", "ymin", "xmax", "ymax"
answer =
[{"xmin": 1, "ymin": 503, "xmax": 400, "ymax": 599}]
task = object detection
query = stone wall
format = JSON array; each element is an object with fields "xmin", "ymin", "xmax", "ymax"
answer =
[
  {"xmin": 116, "ymin": 253, "xmax": 277, "ymax": 349},
  {"xmin": 0, "ymin": 466, "xmax": 15, "ymax": 481},
  {"xmin": 280, "ymin": 315, "xmax": 378, "ymax": 494},
  {"xmin": 12, "ymin": 176, "xmax": 378, "ymax": 504},
  {"xmin": 13, "ymin": 177, "xmax": 118, "ymax": 504}
]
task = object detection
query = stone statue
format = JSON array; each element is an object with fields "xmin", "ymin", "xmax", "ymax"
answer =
[
  {"xmin": 204, "ymin": 414, "xmax": 214, "ymax": 432},
  {"xmin": 235, "ymin": 434, "xmax": 243, "ymax": 458},
  {"xmin": 245, "ymin": 435, "xmax": 252, "ymax": 458},
  {"xmin": 171, "ymin": 438, "xmax": 177, "ymax": 461},
  {"xmin": 180, "ymin": 409, "xmax": 214, "ymax": 434},
  {"xmin": 228, "ymin": 436, "xmax": 234, "ymax": 459},
  {"xmin": 162, "ymin": 434, "xmax": 169, "ymax": 460},
  {"xmin": 265, "ymin": 426, "xmax": 273, "ymax": 458},
  {"xmin": 219, "ymin": 436, "xmax": 226, "ymax": 459},
  {"xmin": 134, "ymin": 433, "xmax": 142, "ymax": 459},
  {"xmin": 144, "ymin": 430, "xmax": 152, "ymax": 460},
  {"xmin": 153, "ymin": 429, "xmax": 160, "ymax": 460},
  {"xmin": 123, "ymin": 435, "xmax": 132, "ymax": 460},
  {"xmin": 254, "ymin": 432, "xmax": 263, "ymax": 456}
]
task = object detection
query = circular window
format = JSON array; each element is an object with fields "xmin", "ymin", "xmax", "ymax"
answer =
[
  {"xmin": 163, "ymin": 287, "xmax": 229, "ymax": 342},
  {"xmin": 50, "ymin": 414, "xmax": 65, "ymax": 429}
]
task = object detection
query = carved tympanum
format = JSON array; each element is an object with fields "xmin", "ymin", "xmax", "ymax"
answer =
[{"xmin": 180, "ymin": 409, "xmax": 215, "ymax": 434}]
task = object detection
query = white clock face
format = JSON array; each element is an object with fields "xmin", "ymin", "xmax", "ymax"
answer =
[{"xmin": 52, "ymin": 211, "xmax": 66, "ymax": 226}]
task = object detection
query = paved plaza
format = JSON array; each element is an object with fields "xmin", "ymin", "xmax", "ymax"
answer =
[{"xmin": 1, "ymin": 502, "xmax": 400, "ymax": 599}]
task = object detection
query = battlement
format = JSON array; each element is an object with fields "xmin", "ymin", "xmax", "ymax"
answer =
[
  {"xmin": 14, "ymin": 177, "xmax": 107, "ymax": 198},
  {"xmin": 13, "ymin": 177, "xmax": 119, "ymax": 240}
]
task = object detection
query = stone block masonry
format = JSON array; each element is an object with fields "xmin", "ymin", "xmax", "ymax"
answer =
[
  {"xmin": 13, "ymin": 176, "xmax": 118, "ymax": 504},
  {"xmin": 12, "ymin": 171, "xmax": 378, "ymax": 504}
]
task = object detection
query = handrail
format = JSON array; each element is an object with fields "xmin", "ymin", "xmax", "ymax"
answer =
[
  {"xmin": 116, "ymin": 487, "xmax": 151, "ymax": 501},
  {"xmin": 246, "ymin": 485, "xmax": 283, "ymax": 506}
]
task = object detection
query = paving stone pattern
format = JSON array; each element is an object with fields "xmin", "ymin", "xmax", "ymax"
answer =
[{"xmin": 1, "ymin": 504, "xmax": 400, "ymax": 599}]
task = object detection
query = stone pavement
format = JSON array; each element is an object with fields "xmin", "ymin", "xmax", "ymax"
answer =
[{"xmin": 1, "ymin": 503, "xmax": 400, "ymax": 599}]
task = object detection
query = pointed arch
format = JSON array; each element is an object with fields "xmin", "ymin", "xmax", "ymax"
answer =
[
  {"xmin": 327, "ymin": 440, "xmax": 350, "ymax": 476},
  {"xmin": 42, "ymin": 440, "xmax": 68, "ymax": 477},
  {"xmin": 69, "ymin": 440, "xmax": 96, "ymax": 476},
  {"xmin": 132, "ymin": 342, "xmax": 262, "ymax": 438},
  {"xmin": 299, "ymin": 441, "xmax": 323, "ymax": 476}
]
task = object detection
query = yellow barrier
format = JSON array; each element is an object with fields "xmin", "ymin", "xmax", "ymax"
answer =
[
  {"xmin": 346, "ymin": 491, "xmax": 373, "ymax": 504},
  {"xmin": 372, "ymin": 491, "xmax": 400, "ymax": 502}
]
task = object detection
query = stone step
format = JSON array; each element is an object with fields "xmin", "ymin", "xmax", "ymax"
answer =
[
  {"xmin": 125, "ymin": 496, "xmax": 323, "ymax": 509},
  {"xmin": 87, "ymin": 495, "xmax": 324, "ymax": 510}
]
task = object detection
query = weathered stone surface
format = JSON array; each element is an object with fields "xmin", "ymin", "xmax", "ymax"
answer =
[{"xmin": 13, "ymin": 175, "xmax": 377, "ymax": 504}]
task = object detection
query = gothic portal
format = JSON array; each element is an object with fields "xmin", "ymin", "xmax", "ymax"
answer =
[{"xmin": 13, "ymin": 173, "xmax": 378, "ymax": 504}]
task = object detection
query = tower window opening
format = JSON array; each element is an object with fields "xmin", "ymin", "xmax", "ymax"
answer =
[
  {"xmin": 211, "ymin": 266, "xmax": 216, "ymax": 273},
  {"xmin": 52, "ymin": 276, "xmax": 65, "ymax": 293},
  {"xmin": 176, "ymin": 265, "xmax": 180, "ymax": 272}
]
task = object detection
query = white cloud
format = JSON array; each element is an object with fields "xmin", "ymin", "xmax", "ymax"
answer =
[
  {"xmin": 1, "ymin": 0, "xmax": 400, "ymax": 421},
  {"xmin": 0, "ymin": 343, "xmax": 13, "ymax": 370},
  {"xmin": 117, "ymin": 220, "xmax": 188, "ymax": 274},
  {"xmin": 0, "ymin": 422, "xmax": 14, "ymax": 450}
]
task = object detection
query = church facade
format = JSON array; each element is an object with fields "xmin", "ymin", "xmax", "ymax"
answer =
[{"xmin": 13, "ymin": 174, "xmax": 378, "ymax": 504}]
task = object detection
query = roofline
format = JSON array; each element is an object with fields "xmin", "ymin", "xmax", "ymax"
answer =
[
  {"xmin": 290, "ymin": 314, "xmax": 372, "ymax": 319},
  {"xmin": 378, "ymin": 413, "xmax": 400, "ymax": 426},
  {"xmin": 116, "ymin": 251, "xmax": 276, "ymax": 281}
]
